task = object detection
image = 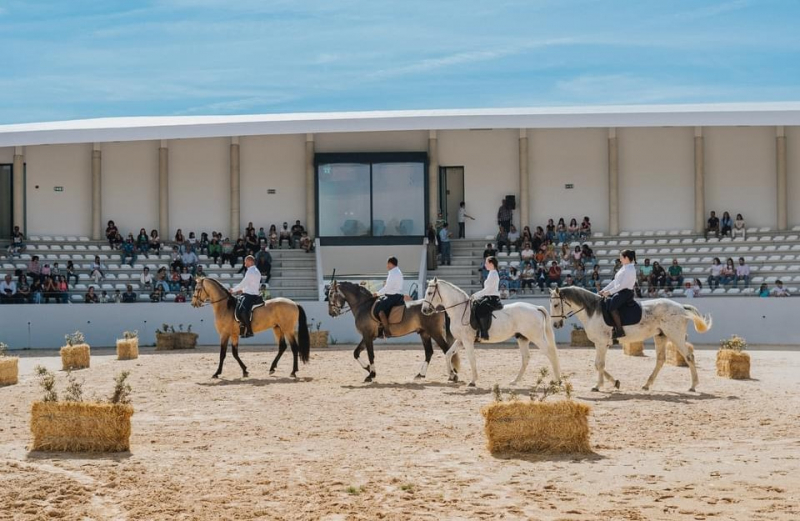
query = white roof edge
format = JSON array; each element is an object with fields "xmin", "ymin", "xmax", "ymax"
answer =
[{"xmin": 2, "ymin": 102, "xmax": 800, "ymax": 147}]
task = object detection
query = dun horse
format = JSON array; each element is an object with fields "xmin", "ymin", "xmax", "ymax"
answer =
[
  {"xmin": 327, "ymin": 281, "xmax": 458, "ymax": 382},
  {"xmin": 192, "ymin": 277, "xmax": 310, "ymax": 378}
]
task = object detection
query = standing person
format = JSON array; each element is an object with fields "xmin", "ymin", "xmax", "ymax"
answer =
[
  {"xmin": 438, "ymin": 223, "xmax": 452, "ymax": 266},
  {"xmin": 457, "ymin": 202, "xmax": 474, "ymax": 239},
  {"xmin": 231, "ymin": 255, "xmax": 261, "ymax": 338},
  {"xmin": 599, "ymin": 249, "xmax": 637, "ymax": 343},
  {"xmin": 472, "ymin": 256, "xmax": 502, "ymax": 340},
  {"xmin": 426, "ymin": 224, "xmax": 438, "ymax": 271},
  {"xmin": 372, "ymin": 257, "xmax": 405, "ymax": 336},
  {"xmin": 497, "ymin": 199, "xmax": 513, "ymax": 233}
]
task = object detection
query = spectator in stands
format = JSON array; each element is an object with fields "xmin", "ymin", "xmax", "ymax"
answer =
[
  {"xmin": 175, "ymin": 288, "xmax": 187, "ymax": 303},
  {"xmin": 574, "ymin": 263, "xmax": 586, "ymax": 288},
  {"xmin": 571, "ymin": 246, "xmax": 583, "ymax": 270},
  {"xmin": 278, "ymin": 222, "xmax": 292, "ymax": 248},
  {"xmin": 257, "ymin": 227, "xmax": 267, "ymax": 245},
  {"xmin": 581, "ymin": 244, "xmax": 596, "ymax": 268},
  {"xmin": 507, "ymin": 266, "xmax": 521, "ymax": 294},
  {"xmin": 758, "ymin": 283, "xmax": 770, "ymax": 298},
  {"xmin": 733, "ymin": 213, "xmax": 746, "ymax": 240},
  {"xmin": 580, "ymin": 216, "xmax": 592, "ymax": 241},
  {"xmin": 121, "ymin": 238, "xmax": 137, "ymax": 267},
  {"xmin": 7, "ymin": 225, "xmax": 25, "ymax": 257},
  {"xmin": 187, "ymin": 231, "xmax": 198, "ymax": 249},
  {"xmin": 99, "ymin": 290, "xmax": 109, "ymax": 304},
  {"xmin": 704, "ymin": 211, "xmax": 720, "ymax": 240},
  {"xmin": 260, "ymin": 283, "xmax": 271, "ymax": 301},
  {"xmin": 545, "ymin": 240, "xmax": 557, "ymax": 263},
  {"xmin": 195, "ymin": 265, "xmax": 206, "ymax": 279},
  {"xmin": 112, "ymin": 289, "xmax": 122, "ymax": 303},
  {"xmin": 457, "ymin": 201, "xmax": 474, "ymax": 238},
  {"xmin": 255, "ymin": 244, "xmax": 272, "ymax": 282},
  {"xmin": 439, "ymin": 223, "xmax": 452, "ymax": 266},
  {"xmin": 300, "ymin": 232, "xmax": 313, "ymax": 253},
  {"xmin": 1, "ymin": 274, "xmax": 17, "ymax": 304},
  {"xmin": 232, "ymin": 239, "xmax": 247, "ymax": 268},
  {"xmin": 66, "ymin": 260, "xmax": 79, "ymax": 286},
  {"xmin": 105, "ymin": 220, "xmax": 120, "ymax": 248},
  {"xmin": 545, "ymin": 219, "xmax": 556, "ymax": 242},
  {"xmin": 221, "ymin": 238, "xmax": 234, "ymax": 267},
  {"xmin": 532, "ymin": 226, "xmax": 545, "ymax": 252},
  {"xmin": 245, "ymin": 221, "xmax": 255, "ymax": 237},
  {"xmin": 638, "ymin": 258, "xmax": 653, "ymax": 292},
  {"xmin": 735, "ymin": 257, "xmax": 751, "ymax": 288},
  {"xmin": 149, "ymin": 229, "xmax": 161, "ymax": 254},
  {"xmin": 169, "ymin": 269, "xmax": 181, "ymax": 292},
  {"xmin": 521, "ymin": 226, "xmax": 533, "ymax": 245},
  {"xmin": 558, "ymin": 243, "xmax": 570, "ymax": 268},
  {"xmin": 84, "ymin": 286, "xmax": 99, "ymax": 303},
  {"xmin": 29, "ymin": 277, "xmax": 43, "ymax": 304},
  {"xmin": 56, "ymin": 276, "xmax": 68, "ymax": 303},
  {"xmin": 686, "ymin": 279, "xmax": 702, "ymax": 298},
  {"xmin": 771, "ymin": 280, "xmax": 790, "ymax": 297},
  {"xmin": 291, "ymin": 220, "xmax": 305, "ymax": 248},
  {"xmin": 42, "ymin": 276, "xmax": 57, "ymax": 303},
  {"xmin": 507, "ymin": 225, "xmax": 521, "ymax": 252},
  {"xmin": 208, "ymin": 236, "xmax": 222, "ymax": 265},
  {"xmin": 199, "ymin": 232, "xmax": 210, "ymax": 255},
  {"xmin": 534, "ymin": 246, "xmax": 546, "ymax": 266},
  {"xmin": 268, "ymin": 225, "xmax": 279, "ymax": 249},
  {"xmin": 649, "ymin": 261, "xmax": 667, "ymax": 296},
  {"xmin": 155, "ymin": 267, "xmax": 170, "ymax": 293},
  {"xmin": 51, "ymin": 262, "xmax": 61, "ymax": 278},
  {"xmin": 548, "ymin": 261, "xmax": 562, "ymax": 288},
  {"xmin": 708, "ymin": 257, "xmax": 723, "ymax": 290},
  {"xmin": 245, "ymin": 229, "xmax": 259, "ymax": 255},
  {"xmin": 150, "ymin": 286, "xmax": 164, "ymax": 302},
  {"xmin": 568, "ymin": 218, "xmax": 579, "ymax": 242},
  {"xmin": 41, "ymin": 263, "xmax": 51, "ymax": 279},
  {"xmin": 497, "ymin": 199, "xmax": 513, "ymax": 233},
  {"xmin": 174, "ymin": 229, "xmax": 185, "ymax": 247},
  {"xmin": 520, "ymin": 242, "xmax": 535, "ymax": 267},
  {"xmin": 179, "ymin": 266, "xmax": 194, "ymax": 290},
  {"xmin": 589, "ymin": 265, "xmax": 602, "ymax": 293},
  {"xmin": 613, "ymin": 258, "xmax": 622, "ymax": 276},
  {"xmin": 16, "ymin": 277, "xmax": 31, "ymax": 303},
  {"xmin": 137, "ymin": 228, "xmax": 150, "ymax": 257},
  {"xmin": 563, "ymin": 273, "xmax": 575, "ymax": 288},
  {"xmin": 520, "ymin": 262, "xmax": 536, "ymax": 293},
  {"xmin": 170, "ymin": 246, "xmax": 184, "ymax": 272},
  {"xmin": 426, "ymin": 224, "xmax": 438, "ymax": 271},
  {"xmin": 556, "ymin": 218, "xmax": 567, "ymax": 244},
  {"xmin": 26, "ymin": 255, "xmax": 42, "ymax": 284},
  {"xmin": 535, "ymin": 265, "xmax": 548, "ymax": 293},
  {"xmin": 721, "ymin": 258, "xmax": 736, "ymax": 287},
  {"xmin": 721, "ymin": 212, "xmax": 733, "ymax": 238},
  {"xmin": 667, "ymin": 259, "xmax": 684, "ymax": 292},
  {"xmin": 181, "ymin": 246, "xmax": 199, "ymax": 274},
  {"xmin": 122, "ymin": 284, "xmax": 137, "ymax": 303},
  {"xmin": 140, "ymin": 267, "xmax": 153, "ymax": 290},
  {"xmin": 495, "ymin": 225, "xmax": 509, "ymax": 254}
]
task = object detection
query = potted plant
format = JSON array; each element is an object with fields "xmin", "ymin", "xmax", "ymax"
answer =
[
  {"xmin": 60, "ymin": 331, "xmax": 90, "ymax": 370},
  {"xmin": 309, "ymin": 319, "xmax": 329, "ymax": 349},
  {"xmin": 30, "ymin": 367, "xmax": 134, "ymax": 452},
  {"xmin": 116, "ymin": 330, "xmax": 139, "ymax": 360},
  {"xmin": 481, "ymin": 370, "xmax": 591, "ymax": 454},
  {"xmin": 716, "ymin": 335, "xmax": 750, "ymax": 379},
  {"xmin": 570, "ymin": 324, "xmax": 593, "ymax": 347},
  {"xmin": 666, "ymin": 340, "xmax": 694, "ymax": 367},
  {"xmin": 622, "ymin": 340, "xmax": 645, "ymax": 356},
  {"xmin": 0, "ymin": 342, "xmax": 19, "ymax": 386},
  {"xmin": 155, "ymin": 324, "xmax": 198, "ymax": 350}
]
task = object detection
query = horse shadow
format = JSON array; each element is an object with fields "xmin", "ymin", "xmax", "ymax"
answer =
[
  {"xmin": 341, "ymin": 380, "xmax": 455, "ymax": 391},
  {"xmin": 579, "ymin": 390, "xmax": 735, "ymax": 404},
  {"xmin": 196, "ymin": 376, "xmax": 313, "ymax": 387}
]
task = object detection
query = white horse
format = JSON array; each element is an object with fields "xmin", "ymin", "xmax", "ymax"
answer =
[
  {"xmin": 421, "ymin": 278, "xmax": 561, "ymax": 387},
  {"xmin": 549, "ymin": 286, "xmax": 712, "ymax": 392}
]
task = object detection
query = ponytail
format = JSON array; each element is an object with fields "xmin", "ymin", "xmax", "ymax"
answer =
[{"xmin": 621, "ymin": 249, "xmax": 637, "ymax": 263}]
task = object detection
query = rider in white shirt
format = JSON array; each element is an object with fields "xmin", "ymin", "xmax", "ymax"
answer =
[
  {"xmin": 599, "ymin": 249, "xmax": 637, "ymax": 342},
  {"xmin": 232, "ymin": 255, "xmax": 262, "ymax": 337},
  {"xmin": 373, "ymin": 256, "xmax": 405, "ymax": 335},
  {"xmin": 472, "ymin": 256, "xmax": 502, "ymax": 340}
]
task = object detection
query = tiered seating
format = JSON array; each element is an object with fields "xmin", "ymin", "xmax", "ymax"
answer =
[
  {"xmin": 430, "ymin": 228, "xmax": 800, "ymax": 298},
  {"xmin": 3, "ymin": 237, "xmax": 318, "ymax": 302}
]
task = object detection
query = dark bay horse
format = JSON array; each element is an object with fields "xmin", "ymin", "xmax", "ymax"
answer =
[
  {"xmin": 192, "ymin": 277, "xmax": 310, "ymax": 379},
  {"xmin": 328, "ymin": 281, "xmax": 458, "ymax": 382}
]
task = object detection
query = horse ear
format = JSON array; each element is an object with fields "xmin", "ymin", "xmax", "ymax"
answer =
[
  {"xmin": 552, "ymin": 287, "xmax": 559, "ymax": 296},
  {"xmin": 433, "ymin": 276, "xmax": 438, "ymax": 282}
]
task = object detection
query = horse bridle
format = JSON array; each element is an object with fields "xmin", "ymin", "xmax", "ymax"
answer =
[
  {"xmin": 194, "ymin": 279, "xmax": 231, "ymax": 307},
  {"xmin": 327, "ymin": 283, "xmax": 352, "ymax": 317},
  {"xmin": 550, "ymin": 293, "xmax": 586, "ymax": 320},
  {"xmin": 421, "ymin": 280, "xmax": 471, "ymax": 319}
]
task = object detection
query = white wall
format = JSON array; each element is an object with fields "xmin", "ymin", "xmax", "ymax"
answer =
[
  {"xmin": 529, "ymin": 128, "xmax": 608, "ymax": 234},
  {"xmin": 239, "ymin": 135, "xmax": 306, "ymax": 235},
  {"xmin": 618, "ymin": 127, "xmax": 694, "ymax": 231},
  {"xmin": 705, "ymin": 127, "xmax": 776, "ymax": 228},
  {"xmin": 168, "ymin": 138, "xmax": 229, "ymax": 237},
  {"xmin": 314, "ymin": 130, "xmax": 428, "ymax": 153},
  {"xmin": 25, "ymin": 143, "xmax": 92, "ymax": 236},
  {"xmin": 320, "ymin": 244, "xmax": 423, "ymax": 277},
  {"xmin": 787, "ymin": 127, "xmax": 800, "ymax": 227},
  {"xmin": 101, "ymin": 141, "xmax": 159, "ymax": 235},
  {"xmin": 439, "ymin": 129, "xmax": 519, "ymax": 238},
  {"xmin": 0, "ymin": 147, "xmax": 14, "ymax": 163}
]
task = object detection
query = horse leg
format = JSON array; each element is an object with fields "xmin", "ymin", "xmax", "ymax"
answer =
[
  {"xmin": 288, "ymin": 333, "xmax": 300, "ymax": 378},
  {"xmin": 212, "ymin": 335, "xmax": 229, "ymax": 378},
  {"xmin": 433, "ymin": 331, "xmax": 459, "ymax": 377},
  {"xmin": 231, "ymin": 341, "xmax": 248, "ymax": 377},
  {"xmin": 445, "ymin": 339, "xmax": 462, "ymax": 382},
  {"xmin": 463, "ymin": 339, "xmax": 478, "ymax": 387},
  {"xmin": 591, "ymin": 343, "xmax": 612, "ymax": 392},
  {"xmin": 353, "ymin": 340, "xmax": 369, "ymax": 373},
  {"xmin": 269, "ymin": 327, "xmax": 287, "ymax": 375},
  {"xmin": 510, "ymin": 336, "xmax": 530, "ymax": 386},
  {"xmin": 643, "ymin": 334, "xmax": 668, "ymax": 391},
  {"xmin": 540, "ymin": 324, "xmax": 562, "ymax": 381},
  {"xmin": 415, "ymin": 333, "xmax": 434, "ymax": 380},
  {"xmin": 672, "ymin": 334, "xmax": 699, "ymax": 392},
  {"xmin": 364, "ymin": 339, "xmax": 377, "ymax": 383}
]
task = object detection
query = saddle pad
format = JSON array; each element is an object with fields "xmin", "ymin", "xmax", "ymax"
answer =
[
  {"xmin": 370, "ymin": 301, "xmax": 406, "ymax": 324},
  {"xmin": 602, "ymin": 300, "xmax": 643, "ymax": 327},
  {"xmin": 234, "ymin": 300, "xmax": 265, "ymax": 323}
]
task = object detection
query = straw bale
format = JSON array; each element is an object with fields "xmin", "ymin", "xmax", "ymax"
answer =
[
  {"xmin": 310, "ymin": 331, "xmax": 329, "ymax": 349},
  {"xmin": 30, "ymin": 401, "xmax": 133, "ymax": 452},
  {"xmin": 666, "ymin": 341, "xmax": 693, "ymax": 367},
  {"xmin": 0, "ymin": 357, "xmax": 19, "ymax": 386},
  {"xmin": 155, "ymin": 333, "xmax": 175, "ymax": 350},
  {"xmin": 156, "ymin": 333, "xmax": 196, "ymax": 350},
  {"xmin": 622, "ymin": 341, "xmax": 645, "ymax": 357},
  {"xmin": 116, "ymin": 338, "xmax": 139, "ymax": 360},
  {"xmin": 60, "ymin": 344, "xmax": 90, "ymax": 370},
  {"xmin": 570, "ymin": 329, "xmax": 593, "ymax": 347},
  {"xmin": 481, "ymin": 400, "xmax": 591, "ymax": 454},
  {"xmin": 716, "ymin": 350, "xmax": 750, "ymax": 379}
]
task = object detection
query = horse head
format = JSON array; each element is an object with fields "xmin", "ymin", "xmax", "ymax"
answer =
[
  {"xmin": 549, "ymin": 287, "xmax": 566, "ymax": 329},
  {"xmin": 421, "ymin": 277, "xmax": 440, "ymax": 316},
  {"xmin": 327, "ymin": 280, "xmax": 347, "ymax": 317},
  {"xmin": 191, "ymin": 277, "xmax": 208, "ymax": 308}
]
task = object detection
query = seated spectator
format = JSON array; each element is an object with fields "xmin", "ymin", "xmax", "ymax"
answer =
[
  {"xmin": 170, "ymin": 246, "xmax": 184, "ymax": 272},
  {"xmin": 188, "ymin": 231, "xmax": 198, "ymax": 248},
  {"xmin": 0, "ymin": 274, "xmax": 18, "ymax": 304},
  {"xmin": 195, "ymin": 265, "xmax": 206, "ymax": 279},
  {"xmin": 268, "ymin": 224, "xmax": 279, "ymax": 249},
  {"xmin": 732, "ymin": 213, "xmax": 746, "ymax": 240},
  {"xmin": 291, "ymin": 220, "xmax": 305, "ymax": 248},
  {"xmin": 686, "ymin": 279, "xmax": 702, "ymax": 298},
  {"xmin": 121, "ymin": 238, "xmax": 137, "ymax": 267},
  {"xmin": 771, "ymin": 280, "xmax": 790, "ymax": 297},
  {"xmin": 99, "ymin": 290, "xmax": 109, "ymax": 304},
  {"xmin": 41, "ymin": 263, "xmax": 51, "ymax": 279},
  {"xmin": 199, "ymin": 232, "xmax": 210, "ymax": 255},
  {"xmin": 520, "ymin": 262, "xmax": 536, "ymax": 293},
  {"xmin": 547, "ymin": 261, "xmax": 562, "ymax": 288},
  {"xmin": 758, "ymin": 283, "xmax": 770, "ymax": 298},
  {"xmin": 708, "ymin": 257, "xmax": 723, "ymax": 290},
  {"xmin": 720, "ymin": 258, "xmax": 736, "ymax": 287},
  {"xmin": 579, "ymin": 216, "xmax": 592, "ymax": 241},
  {"xmin": 649, "ymin": 261, "xmax": 667, "ymax": 296},
  {"xmin": 174, "ymin": 228, "xmax": 185, "ymax": 247},
  {"xmin": 545, "ymin": 241, "xmax": 557, "ymax": 263},
  {"xmin": 499, "ymin": 282, "xmax": 510, "ymax": 300},
  {"xmin": 258, "ymin": 227, "xmax": 267, "ymax": 245},
  {"xmin": 278, "ymin": 222, "xmax": 292, "ymax": 248},
  {"xmin": 564, "ymin": 273, "xmax": 575, "ymax": 287},
  {"xmin": 735, "ymin": 257, "xmax": 750, "ymax": 288},
  {"xmin": 581, "ymin": 244, "xmax": 596, "ymax": 267},
  {"xmin": 507, "ymin": 225, "xmax": 521, "ymax": 252},
  {"xmin": 545, "ymin": 219, "xmax": 556, "ymax": 242},
  {"xmin": 30, "ymin": 278, "xmax": 43, "ymax": 304},
  {"xmin": 300, "ymin": 232, "xmax": 313, "ymax": 253},
  {"xmin": 51, "ymin": 262, "xmax": 61, "ymax": 277},
  {"xmin": 704, "ymin": 211, "xmax": 720, "ymax": 240},
  {"xmin": 589, "ymin": 265, "xmax": 602, "ymax": 293},
  {"xmin": 520, "ymin": 242, "xmax": 535, "ymax": 267},
  {"xmin": 520, "ymin": 226, "xmax": 533, "ymax": 245},
  {"xmin": 532, "ymin": 227, "xmax": 545, "ymax": 252},
  {"xmin": 134, "ymin": 228, "xmax": 148, "ymax": 258},
  {"xmin": 720, "ymin": 212, "xmax": 733, "ymax": 237},
  {"xmin": 84, "ymin": 286, "xmax": 100, "ymax": 304},
  {"xmin": 27, "ymin": 255, "xmax": 42, "ymax": 284},
  {"xmin": 255, "ymin": 245, "xmax": 272, "ymax": 282},
  {"xmin": 179, "ymin": 266, "xmax": 194, "ymax": 290},
  {"xmin": 175, "ymin": 289, "xmax": 187, "ymax": 303},
  {"xmin": 42, "ymin": 276, "xmax": 58, "ymax": 303},
  {"xmin": 535, "ymin": 266, "xmax": 548, "ymax": 293},
  {"xmin": 169, "ymin": 269, "xmax": 182, "ymax": 292},
  {"xmin": 112, "ymin": 289, "xmax": 122, "ymax": 303},
  {"xmin": 613, "ymin": 258, "xmax": 622, "ymax": 276},
  {"xmin": 181, "ymin": 246, "xmax": 199, "ymax": 274},
  {"xmin": 574, "ymin": 263, "xmax": 586, "ymax": 288},
  {"xmin": 556, "ymin": 218, "xmax": 567, "ymax": 244},
  {"xmin": 221, "ymin": 238, "xmax": 234, "ymax": 267},
  {"xmin": 507, "ymin": 266, "xmax": 521, "ymax": 294},
  {"xmin": 16, "ymin": 277, "xmax": 31, "ymax": 303},
  {"xmin": 150, "ymin": 286, "xmax": 164, "ymax": 302},
  {"xmin": 208, "ymin": 237, "xmax": 222, "ymax": 265},
  {"xmin": 7, "ymin": 225, "xmax": 26, "ymax": 257},
  {"xmin": 559, "ymin": 243, "xmax": 571, "ymax": 268},
  {"xmin": 260, "ymin": 283, "xmax": 272, "ymax": 301},
  {"xmin": 149, "ymin": 229, "xmax": 161, "ymax": 254},
  {"xmin": 571, "ymin": 246, "xmax": 583, "ymax": 269},
  {"xmin": 56, "ymin": 276, "xmax": 69, "ymax": 303},
  {"xmin": 534, "ymin": 247, "xmax": 546, "ymax": 266},
  {"xmin": 667, "ymin": 259, "xmax": 684, "ymax": 292},
  {"xmin": 155, "ymin": 267, "xmax": 170, "ymax": 293},
  {"xmin": 140, "ymin": 267, "xmax": 153, "ymax": 290},
  {"xmin": 567, "ymin": 218, "xmax": 579, "ymax": 242},
  {"xmin": 638, "ymin": 258, "xmax": 653, "ymax": 292},
  {"xmin": 122, "ymin": 284, "xmax": 137, "ymax": 303},
  {"xmin": 245, "ymin": 230, "xmax": 259, "ymax": 256},
  {"xmin": 231, "ymin": 239, "xmax": 247, "ymax": 268},
  {"xmin": 105, "ymin": 220, "xmax": 120, "ymax": 248},
  {"xmin": 496, "ymin": 225, "xmax": 509, "ymax": 254}
]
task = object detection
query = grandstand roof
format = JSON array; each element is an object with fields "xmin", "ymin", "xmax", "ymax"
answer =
[{"xmin": 2, "ymin": 102, "xmax": 800, "ymax": 147}]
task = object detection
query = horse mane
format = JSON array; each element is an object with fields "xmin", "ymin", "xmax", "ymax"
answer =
[
  {"xmin": 436, "ymin": 279, "xmax": 469, "ymax": 299},
  {"xmin": 558, "ymin": 286, "xmax": 601, "ymax": 317},
  {"xmin": 200, "ymin": 276, "xmax": 237, "ymax": 310},
  {"xmin": 338, "ymin": 281, "xmax": 374, "ymax": 300}
]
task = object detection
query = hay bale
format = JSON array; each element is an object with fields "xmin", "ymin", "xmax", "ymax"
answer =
[
  {"xmin": 623, "ymin": 341, "xmax": 645, "ymax": 356},
  {"xmin": 156, "ymin": 332, "xmax": 196, "ymax": 350},
  {"xmin": 30, "ymin": 401, "xmax": 133, "ymax": 452},
  {"xmin": 309, "ymin": 331, "xmax": 329, "ymax": 349},
  {"xmin": 570, "ymin": 329, "xmax": 593, "ymax": 347},
  {"xmin": 0, "ymin": 357, "xmax": 19, "ymax": 386},
  {"xmin": 116, "ymin": 338, "xmax": 139, "ymax": 360},
  {"xmin": 155, "ymin": 333, "xmax": 175, "ymax": 350},
  {"xmin": 480, "ymin": 400, "xmax": 591, "ymax": 454},
  {"xmin": 716, "ymin": 350, "xmax": 750, "ymax": 379},
  {"xmin": 60, "ymin": 344, "xmax": 90, "ymax": 370},
  {"xmin": 666, "ymin": 341, "xmax": 693, "ymax": 367}
]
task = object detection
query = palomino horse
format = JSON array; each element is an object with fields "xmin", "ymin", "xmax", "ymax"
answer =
[
  {"xmin": 327, "ymin": 281, "xmax": 458, "ymax": 382},
  {"xmin": 549, "ymin": 286, "xmax": 712, "ymax": 392},
  {"xmin": 192, "ymin": 277, "xmax": 310, "ymax": 379},
  {"xmin": 420, "ymin": 278, "xmax": 561, "ymax": 387}
]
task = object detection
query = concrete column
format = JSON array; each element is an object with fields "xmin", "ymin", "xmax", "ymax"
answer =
[
  {"xmin": 694, "ymin": 127, "xmax": 705, "ymax": 234},
  {"xmin": 12, "ymin": 146, "xmax": 24, "ymax": 232},
  {"xmin": 305, "ymin": 134, "xmax": 315, "ymax": 239},
  {"xmin": 519, "ymin": 129, "xmax": 529, "ymax": 228},
  {"xmin": 777, "ymin": 126, "xmax": 788, "ymax": 231},
  {"xmin": 428, "ymin": 130, "xmax": 439, "ymax": 226},
  {"xmin": 91, "ymin": 143, "xmax": 102, "ymax": 240},
  {"xmin": 230, "ymin": 137, "xmax": 241, "ymax": 240},
  {"xmin": 608, "ymin": 128, "xmax": 619, "ymax": 236},
  {"xmin": 158, "ymin": 140, "xmax": 169, "ymax": 238}
]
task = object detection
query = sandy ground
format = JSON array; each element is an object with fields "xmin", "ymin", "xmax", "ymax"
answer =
[{"xmin": 0, "ymin": 342, "xmax": 799, "ymax": 521}]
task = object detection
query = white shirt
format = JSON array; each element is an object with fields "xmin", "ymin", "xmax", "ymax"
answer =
[
  {"xmin": 457, "ymin": 207, "xmax": 466, "ymax": 223},
  {"xmin": 233, "ymin": 265, "xmax": 261, "ymax": 295},
  {"xmin": 1, "ymin": 280, "xmax": 17, "ymax": 295},
  {"xmin": 473, "ymin": 270, "xmax": 500, "ymax": 298},
  {"xmin": 438, "ymin": 228, "xmax": 450, "ymax": 243},
  {"xmin": 602, "ymin": 263, "xmax": 636, "ymax": 294},
  {"xmin": 140, "ymin": 273, "xmax": 153, "ymax": 284},
  {"xmin": 377, "ymin": 266, "xmax": 404, "ymax": 296}
]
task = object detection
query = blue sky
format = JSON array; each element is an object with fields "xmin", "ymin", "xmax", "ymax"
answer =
[{"xmin": 1, "ymin": 0, "xmax": 798, "ymax": 123}]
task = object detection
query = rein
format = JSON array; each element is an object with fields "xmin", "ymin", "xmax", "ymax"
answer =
[
  {"xmin": 551, "ymin": 293, "xmax": 586, "ymax": 320},
  {"xmin": 422, "ymin": 281, "xmax": 472, "ymax": 326},
  {"xmin": 196, "ymin": 280, "xmax": 234, "ymax": 307}
]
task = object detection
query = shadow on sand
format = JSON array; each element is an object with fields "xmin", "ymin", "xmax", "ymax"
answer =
[
  {"xmin": 196, "ymin": 376, "xmax": 313, "ymax": 387},
  {"xmin": 579, "ymin": 390, "xmax": 737, "ymax": 404},
  {"xmin": 341, "ymin": 380, "xmax": 457, "ymax": 391},
  {"xmin": 26, "ymin": 451, "xmax": 133, "ymax": 462},
  {"xmin": 490, "ymin": 450, "xmax": 607, "ymax": 463}
]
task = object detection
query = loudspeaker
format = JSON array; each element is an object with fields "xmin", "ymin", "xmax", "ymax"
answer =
[{"xmin": 504, "ymin": 195, "xmax": 516, "ymax": 210}]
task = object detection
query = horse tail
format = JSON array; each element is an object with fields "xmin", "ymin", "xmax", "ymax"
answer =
[
  {"xmin": 443, "ymin": 314, "xmax": 461, "ymax": 373},
  {"xmin": 296, "ymin": 305, "xmax": 311, "ymax": 363},
  {"xmin": 683, "ymin": 305, "xmax": 712, "ymax": 334}
]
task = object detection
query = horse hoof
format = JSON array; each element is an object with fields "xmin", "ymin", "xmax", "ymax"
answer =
[
  {"xmin": 642, "ymin": 385, "xmax": 650, "ymax": 391},
  {"xmin": 211, "ymin": 374, "xmax": 220, "ymax": 379},
  {"xmin": 414, "ymin": 374, "xmax": 425, "ymax": 380},
  {"xmin": 689, "ymin": 387, "xmax": 696, "ymax": 393},
  {"xmin": 269, "ymin": 369, "xmax": 276, "ymax": 375},
  {"xmin": 243, "ymin": 371, "xmax": 249, "ymax": 378},
  {"xmin": 364, "ymin": 376, "xmax": 373, "ymax": 383},
  {"xmin": 614, "ymin": 380, "xmax": 621, "ymax": 389},
  {"xmin": 591, "ymin": 387, "xmax": 600, "ymax": 392},
  {"xmin": 290, "ymin": 373, "xmax": 297, "ymax": 379},
  {"xmin": 467, "ymin": 382, "xmax": 476, "ymax": 388}
]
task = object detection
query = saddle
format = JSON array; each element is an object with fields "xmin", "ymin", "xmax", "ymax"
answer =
[
  {"xmin": 234, "ymin": 296, "xmax": 265, "ymax": 323},
  {"xmin": 601, "ymin": 299, "xmax": 642, "ymax": 327},
  {"xmin": 370, "ymin": 300, "xmax": 406, "ymax": 324},
  {"xmin": 469, "ymin": 297, "xmax": 503, "ymax": 335}
]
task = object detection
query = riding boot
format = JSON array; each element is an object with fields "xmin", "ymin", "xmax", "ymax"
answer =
[
  {"xmin": 610, "ymin": 309, "xmax": 625, "ymax": 344},
  {"xmin": 478, "ymin": 316, "xmax": 490, "ymax": 340},
  {"xmin": 241, "ymin": 315, "xmax": 254, "ymax": 338},
  {"xmin": 379, "ymin": 311, "xmax": 390, "ymax": 338}
]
